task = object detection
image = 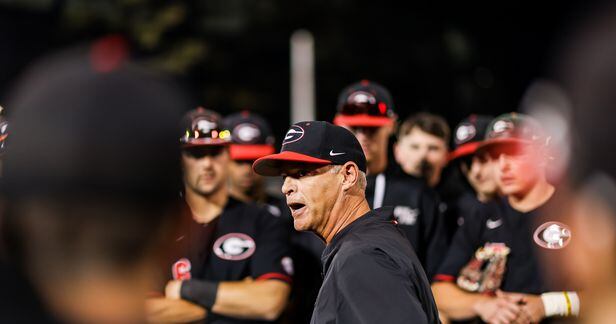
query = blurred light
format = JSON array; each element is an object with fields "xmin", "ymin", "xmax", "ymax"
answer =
[
  {"xmin": 90, "ymin": 35, "xmax": 129, "ymax": 73},
  {"xmin": 290, "ymin": 30, "xmax": 315, "ymax": 123},
  {"xmin": 521, "ymin": 80, "xmax": 572, "ymax": 183}
]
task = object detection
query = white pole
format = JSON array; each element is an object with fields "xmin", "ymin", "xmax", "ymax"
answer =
[{"xmin": 290, "ymin": 30, "xmax": 315, "ymax": 123}]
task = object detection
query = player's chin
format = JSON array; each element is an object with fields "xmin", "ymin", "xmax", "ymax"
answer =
[{"xmin": 499, "ymin": 184, "xmax": 518, "ymax": 196}]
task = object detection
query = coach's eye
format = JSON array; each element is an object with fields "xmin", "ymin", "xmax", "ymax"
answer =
[{"xmin": 296, "ymin": 170, "xmax": 308, "ymax": 178}]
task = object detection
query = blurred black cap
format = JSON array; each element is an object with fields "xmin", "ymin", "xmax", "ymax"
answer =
[
  {"xmin": 223, "ymin": 111, "xmax": 275, "ymax": 160},
  {"xmin": 2, "ymin": 45, "xmax": 187, "ymax": 203}
]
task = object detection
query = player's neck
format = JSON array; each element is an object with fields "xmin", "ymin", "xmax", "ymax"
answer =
[
  {"xmin": 367, "ymin": 155, "xmax": 387, "ymax": 175},
  {"xmin": 229, "ymin": 185, "xmax": 252, "ymax": 203},
  {"xmin": 477, "ymin": 191, "xmax": 496, "ymax": 203},
  {"xmin": 508, "ymin": 178, "xmax": 554, "ymax": 212},
  {"xmin": 229, "ymin": 184, "xmax": 265, "ymax": 203},
  {"xmin": 185, "ymin": 185, "xmax": 229, "ymax": 224},
  {"xmin": 321, "ymin": 194, "xmax": 371, "ymax": 244}
]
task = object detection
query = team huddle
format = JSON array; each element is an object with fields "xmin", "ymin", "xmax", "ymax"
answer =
[
  {"xmin": 0, "ymin": 51, "xmax": 585, "ymax": 324},
  {"xmin": 141, "ymin": 79, "xmax": 577, "ymax": 323}
]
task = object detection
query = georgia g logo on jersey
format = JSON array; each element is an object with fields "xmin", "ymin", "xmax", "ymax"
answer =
[
  {"xmin": 213, "ymin": 233, "xmax": 256, "ymax": 261},
  {"xmin": 172, "ymin": 258, "xmax": 192, "ymax": 281}
]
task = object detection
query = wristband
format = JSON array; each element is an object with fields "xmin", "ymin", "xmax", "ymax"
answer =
[
  {"xmin": 541, "ymin": 291, "xmax": 580, "ymax": 317},
  {"xmin": 180, "ymin": 279, "xmax": 219, "ymax": 310}
]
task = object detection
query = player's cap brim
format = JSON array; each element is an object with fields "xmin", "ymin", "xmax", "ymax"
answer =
[
  {"xmin": 478, "ymin": 137, "xmax": 531, "ymax": 152},
  {"xmin": 448, "ymin": 142, "xmax": 482, "ymax": 162},
  {"xmin": 333, "ymin": 114, "xmax": 393, "ymax": 127},
  {"xmin": 230, "ymin": 144, "xmax": 276, "ymax": 161},
  {"xmin": 181, "ymin": 138, "xmax": 230, "ymax": 148},
  {"xmin": 253, "ymin": 151, "xmax": 332, "ymax": 176}
]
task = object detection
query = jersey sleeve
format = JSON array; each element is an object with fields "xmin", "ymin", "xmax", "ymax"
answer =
[
  {"xmin": 334, "ymin": 247, "xmax": 431, "ymax": 324},
  {"xmin": 250, "ymin": 206, "xmax": 293, "ymax": 284},
  {"xmin": 433, "ymin": 203, "xmax": 486, "ymax": 282}
]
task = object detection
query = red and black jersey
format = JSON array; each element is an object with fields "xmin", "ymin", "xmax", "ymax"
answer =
[
  {"xmin": 434, "ymin": 192, "xmax": 575, "ymax": 295},
  {"xmin": 162, "ymin": 196, "xmax": 293, "ymax": 324}
]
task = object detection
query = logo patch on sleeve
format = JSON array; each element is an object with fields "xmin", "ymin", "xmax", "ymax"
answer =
[
  {"xmin": 213, "ymin": 233, "xmax": 256, "ymax": 261},
  {"xmin": 172, "ymin": 258, "xmax": 192, "ymax": 280}
]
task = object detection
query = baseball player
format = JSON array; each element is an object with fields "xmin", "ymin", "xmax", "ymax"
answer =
[
  {"xmin": 253, "ymin": 121, "xmax": 440, "ymax": 323},
  {"xmin": 442, "ymin": 114, "xmax": 499, "ymax": 239},
  {"xmin": 432, "ymin": 113, "xmax": 580, "ymax": 323},
  {"xmin": 333, "ymin": 80, "xmax": 447, "ymax": 278},
  {"xmin": 394, "ymin": 112, "xmax": 450, "ymax": 188},
  {"xmin": 223, "ymin": 110, "xmax": 323, "ymax": 324},
  {"xmin": 147, "ymin": 108, "xmax": 292, "ymax": 323}
]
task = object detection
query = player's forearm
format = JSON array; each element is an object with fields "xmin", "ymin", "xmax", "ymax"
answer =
[
  {"xmin": 145, "ymin": 297, "xmax": 206, "ymax": 323},
  {"xmin": 431, "ymin": 281, "xmax": 490, "ymax": 320},
  {"xmin": 211, "ymin": 280, "xmax": 290, "ymax": 321}
]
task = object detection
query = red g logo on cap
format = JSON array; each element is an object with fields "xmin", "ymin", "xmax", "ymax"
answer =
[{"xmin": 172, "ymin": 258, "xmax": 192, "ymax": 281}]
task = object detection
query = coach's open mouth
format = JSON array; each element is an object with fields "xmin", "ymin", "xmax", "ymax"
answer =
[{"xmin": 288, "ymin": 202, "xmax": 306, "ymax": 217}]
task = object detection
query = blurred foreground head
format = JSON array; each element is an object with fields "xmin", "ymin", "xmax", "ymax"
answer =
[
  {"xmin": 545, "ymin": 3, "xmax": 616, "ymax": 322},
  {"xmin": 1, "ymin": 43, "xmax": 187, "ymax": 322}
]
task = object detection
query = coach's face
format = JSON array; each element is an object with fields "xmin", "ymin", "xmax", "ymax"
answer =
[
  {"xmin": 182, "ymin": 145, "xmax": 230, "ymax": 196},
  {"xmin": 281, "ymin": 163, "xmax": 341, "ymax": 234}
]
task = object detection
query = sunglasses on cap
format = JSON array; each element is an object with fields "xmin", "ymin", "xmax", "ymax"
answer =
[
  {"xmin": 339, "ymin": 91, "xmax": 390, "ymax": 117},
  {"xmin": 179, "ymin": 119, "xmax": 231, "ymax": 146}
]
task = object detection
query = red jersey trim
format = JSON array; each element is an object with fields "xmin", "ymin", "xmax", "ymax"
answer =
[
  {"xmin": 256, "ymin": 272, "xmax": 292, "ymax": 284},
  {"xmin": 433, "ymin": 274, "xmax": 456, "ymax": 282}
]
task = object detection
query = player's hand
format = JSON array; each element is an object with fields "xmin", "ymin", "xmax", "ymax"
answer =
[
  {"xmin": 165, "ymin": 280, "xmax": 183, "ymax": 300},
  {"xmin": 473, "ymin": 295, "xmax": 523, "ymax": 324},
  {"xmin": 520, "ymin": 294, "xmax": 546, "ymax": 323},
  {"xmin": 498, "ymin": 291, "xmax": 545, "ymax": 323}
]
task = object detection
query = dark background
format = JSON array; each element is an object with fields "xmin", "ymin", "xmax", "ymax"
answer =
[{"xmin": 0, "ymin": 0, "xmax": 596, "ymax": 144}]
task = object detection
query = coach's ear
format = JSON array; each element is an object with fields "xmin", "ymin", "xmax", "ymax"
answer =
[{"xmin": 340, "ymin": 162, "xmax": 360, "ymax": 192}]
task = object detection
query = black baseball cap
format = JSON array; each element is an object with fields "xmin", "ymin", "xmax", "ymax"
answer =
[
  {"xmin": 179, "ymin": 107, "xmax": 231, "ymax": 147},
  {"xmin": 333, "ymin": 80, "xmax": 396, "ymax": 127},
  {"xmin": 479, "ymin": 112, "xmax": 547, "ymax": 153},
  {"xmin": 252, "ymin": 121, "xmax": 366, "ymax": 176},
  {"xmin": 223, "ymin": 111, "xmax": 276, "ymax": 160},
  {"xmin": 448, "ymin": 114, "xmax": 493, "ymax": 162}
]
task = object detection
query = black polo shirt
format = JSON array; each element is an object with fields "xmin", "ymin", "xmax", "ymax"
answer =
[
  {"xmin": 311, "ymin": 207, "xmax": 440, "ymax": 324},
  {"xmin": 365, "ymin": 172, "xmax": 448, "ymax": 278},
  {"xmin": 161, "ymin": 196, "xmax": 293, "ymax": 324}
]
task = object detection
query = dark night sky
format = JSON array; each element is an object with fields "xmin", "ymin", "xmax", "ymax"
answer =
[{"xmin": 0, "ymin": 0, "xmax": 598, "ymax": 145}]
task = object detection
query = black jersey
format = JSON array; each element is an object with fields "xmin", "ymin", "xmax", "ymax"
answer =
[
  {"xmin": 434, "ymin": 192, "xmax": 574, "ymax": 295},
  {"xmin": 441, "ymin": 189, "xmax": 487, "ymax": 243},
  {"xmin": 311, "ymin": 207, "xmax": 440, "ymax": 324},
  {"xmin": 365, "ymin": 172, "xmax": 448, "ymax": 278},
  {"xmin": 163, "ymin": 196, "xmax": 292, "ymax": 324}
]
